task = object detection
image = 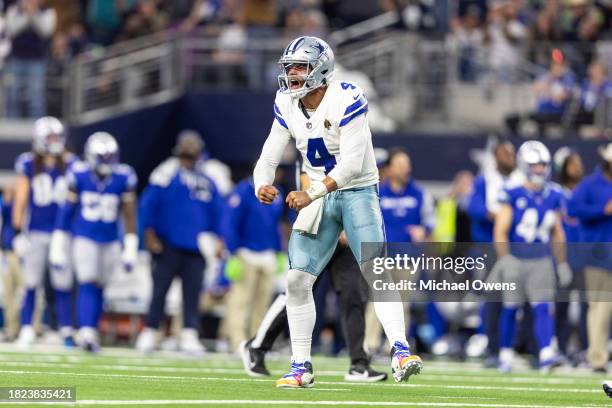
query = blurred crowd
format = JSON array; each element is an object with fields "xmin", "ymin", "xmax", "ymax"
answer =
[
  {"xmin": 0, "ymin": 0, "xmax": 433, "ymax": 118},
  {"xmin": 452, "ymin": 0, "xmax": 612, "ymax": 82},
  {"xmin": 1, "ymin": 0, "xmax": 612, "ymax": 141},
  {"xmin": 451, "ymin": 1, "xmax": 612, "ymax": 137}
]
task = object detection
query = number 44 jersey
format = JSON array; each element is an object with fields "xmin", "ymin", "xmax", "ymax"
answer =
[
  {"xmin": 273, "ymin": 79, "xmax": 379, "ymax": 189},
  {"xmin": 67, "ymin": 161, "xmax": 137, "ymax": 243},
  {"xmin": 499, "ymin": 182, "xmax": 564, "ymax": 258}
]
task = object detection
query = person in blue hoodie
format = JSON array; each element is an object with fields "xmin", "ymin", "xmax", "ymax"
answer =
[
  {"xmin": 223, "ymin": 175, "xmax": 285, "ymax": 352},
  {"xmin": 379, "ymin": 148, "xmax": 435, "ymax": 244},
  {"xmin": 567, "ymin": 142, "xmax": 612, "ymax": 373},
  {"xmin": 136, "ymin": 132, "xmax": 223, "ymax": 356},
  {"xmin": 378, "ymin": 148, "xmax": 436, "ymax": 348}
]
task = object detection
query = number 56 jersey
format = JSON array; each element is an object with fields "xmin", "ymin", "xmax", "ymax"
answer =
[
  {"xmin": 67, "ymin": 161, "xmax": 137, "ymax": 243},
  {"xmin": 273, "ymin": 79, "xmax": 379, "ymax": 189}
]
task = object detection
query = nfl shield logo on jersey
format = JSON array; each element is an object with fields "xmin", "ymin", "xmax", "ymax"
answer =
[{"xmin": 306, "ymin": 122, "xmax": 312, "ymax": 129}]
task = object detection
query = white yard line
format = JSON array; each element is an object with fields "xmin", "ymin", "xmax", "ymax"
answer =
[
  {"xmin": 0, "ymin": 370, "xmax": 601, "ymax": 394},
  {"xmin": 0, "ymin": 353, "xmax": 603, "ymax": 382},
  {"xmin": 0, "ymin": 399, "xmax": 606, "ymax": 408},
  {"xmin": 0, "ymin": 361, "xmax": 600, "ymax": 386}
]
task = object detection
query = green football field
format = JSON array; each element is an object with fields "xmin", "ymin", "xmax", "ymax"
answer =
[{"xmin": 0, "ymin": 344, "xmax": 607, "ymax": 407}]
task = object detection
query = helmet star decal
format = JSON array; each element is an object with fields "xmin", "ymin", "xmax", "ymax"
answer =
[{"xmin": 312, "ymin": 42, "xmax": 325, "ymax": 55}]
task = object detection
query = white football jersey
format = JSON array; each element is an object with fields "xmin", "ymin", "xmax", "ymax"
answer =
[{"xmin": 273, "ymin": 79, "xmax": 379, "ymax": 190}]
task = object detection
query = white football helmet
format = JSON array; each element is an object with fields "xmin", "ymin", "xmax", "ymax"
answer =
[
  {"xmin": 517, "ymin": 140, "xmax": 551, "ymax": 187},
  {"xmin": 599, "ymin": 142, "xmax": 612, "ymax": 163},
  {"xmin": 553, "ymin": 146, "xmax": 572, "ymax": 173},
  {"xmin": 84, "ymin": 132, "xmax": 119, "ymax": 176},
  {"xmin": 278, "ymin": 36, "xmax": 335, "ymax": 99},
  {"xmin": 32, "ymin": 116, "xmax": 65, "ymax": 155}
]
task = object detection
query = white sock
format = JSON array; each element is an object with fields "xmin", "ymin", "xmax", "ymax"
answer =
[
  {"xmin": 286, "ymin": 269, "xmax": 317, "ymax": 364},
  {"xmin": 79, "ymin": 327, "xmax": 98, "ymax": 343},
  {"xmin": 499, "ymin": 347, "xmax": 515, "ymax": 365},
  {"xmin": 373, "ymin": 301, "xmax": 407, "ymax": 346},
  {"xmin": 287, "ymin": 302, "xmax": 316, "ymax": 364},
  {"xmin": 539, "ymin": 345, "xmax": 555, "ymax": 362},
  {"xmin": 60, "ymin": 326, "xmax": 73, "ymax": 338}
]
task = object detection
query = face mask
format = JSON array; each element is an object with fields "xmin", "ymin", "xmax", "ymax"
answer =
[{"xmin": 177, "ymin": 152, "xmax": 199, "ymax": 162}]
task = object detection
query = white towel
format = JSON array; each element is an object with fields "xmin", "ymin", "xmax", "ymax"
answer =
[{"xmin": 292, "ymin": 197, "xmax": 325, "ymax": 235}]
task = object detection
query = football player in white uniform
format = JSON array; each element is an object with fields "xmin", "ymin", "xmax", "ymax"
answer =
[{"xmin": 253, "ymin": 36, "xmax": 422, "ymax": 388}]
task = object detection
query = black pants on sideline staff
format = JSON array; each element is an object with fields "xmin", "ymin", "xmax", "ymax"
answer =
[
  {"xmin": 253, "ymin": 244, "xmax": 370, "ymax": 366},
  {"xmin": 145, "ymin": 244, "xmax": 205, "ymax": 330}
]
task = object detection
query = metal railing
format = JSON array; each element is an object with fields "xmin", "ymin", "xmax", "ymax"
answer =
[
  {"xmin": 3, "ymin": 21, "xmax": 612, "ymax": 133},
  {"xmin": 67, "ymin": 31, "xmax": 183, "ymax": 124}
]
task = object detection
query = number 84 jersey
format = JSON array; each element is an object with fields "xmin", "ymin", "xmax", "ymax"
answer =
[
  {"xmin": 15, "ymin": 152, "xmax": 76, "ymax": 233},
  {"xmin": 67, "ymin": 161, "xmax": 137, "ymax": 243},
  {"xmin": 273, "ymin": 79, "xmax": 379, "ymax": 189}
]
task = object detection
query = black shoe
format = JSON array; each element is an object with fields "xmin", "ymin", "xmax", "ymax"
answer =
[
  {"xmin": 603, "ymin": 381, "xmax": 611, "ymax": 398},
  {"xmin": 344, "ymin": 363, "xmax": 388, "ymax": 382},
  {"xmin": 240, "ymin": 339, "xmax": 270, "ymax": 377}
]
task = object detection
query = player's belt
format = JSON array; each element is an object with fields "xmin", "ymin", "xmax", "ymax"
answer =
[{"xmin": 341, "ymin": 185, "xmax": 378, "ymax": 193}]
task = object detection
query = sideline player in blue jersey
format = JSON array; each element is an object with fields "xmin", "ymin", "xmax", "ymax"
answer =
[
  {"xmin": 50, "ymin": 132, "xmax": 138, "ymax": 352},
  {"xmin": 492, "ymin": 141, "xmax": 572, "ymax": 372},
  {"xmin": 12, "ymin": 117, "xmax": 76, "ymax": 348}
]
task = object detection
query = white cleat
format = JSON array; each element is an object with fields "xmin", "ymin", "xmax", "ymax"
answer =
[
  {"xmin": 465, "ymin": 333, "xmax": 489, "ymax": 358},
  {"xmin": 78, "ymin": 327, "xmax": 101, "ymax": 353},
  {"xmin": 179, "ymin": 328, "xmax": 205, "ymax": 356},
  {"xmin": 15, "ymin": 325, "xmax": 36, "ymax": 349},
  {"xmin": 390, "ymin": 341, "xmax": 423, "ymax": 382},
  {"xmin": 135, "ymin": 328, "xmax": 157, "ymax": 354}
]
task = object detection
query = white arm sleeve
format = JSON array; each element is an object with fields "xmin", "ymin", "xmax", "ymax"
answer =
[
  {"xmin": 253, "ymin": 121, "xmax": 292, "ymax": 195},
  {"xmin": 327, "ymin": 114, "xmax": 369, "ymax": 189},
  {"xmin": 421, "ymin": 191, "xmax": 436, "ymax": 231},
  {"xmin": 31, "ymin": 8, "xmax": 57, "ymax": 38},
  {"xmin": 5, "ymin": 7, "xmax": 29, "ymax": 37}
]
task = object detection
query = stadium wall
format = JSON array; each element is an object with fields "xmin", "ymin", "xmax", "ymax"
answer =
[{"xmin": 0, "ymin": 92, "xmax": 605, "ymax": 185}]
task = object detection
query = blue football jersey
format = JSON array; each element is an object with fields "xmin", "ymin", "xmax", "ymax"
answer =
[
  {"xmin": 499, "ymin": 183, "xmax": 563, "ymax": 258},
  {"xmin": 15, "ymin": 152, "xmax": 75, "ymax": 233},
  {"xmin": 379, "ymin": 179, "xmax": 435, "ymax": 243},
  {"xmin": 67, "ymin": 161, "xmax": 137, "ymax": 243}
]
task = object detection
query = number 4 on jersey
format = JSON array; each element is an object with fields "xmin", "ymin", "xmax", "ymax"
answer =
[{"xmin": 307, "ymin": 138, "xmax": 336, "ymax": 174}]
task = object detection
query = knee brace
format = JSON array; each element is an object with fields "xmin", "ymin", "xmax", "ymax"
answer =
[{"xmin": 286, "ymin": 269, "xmax": 317, "ymax": 307}]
